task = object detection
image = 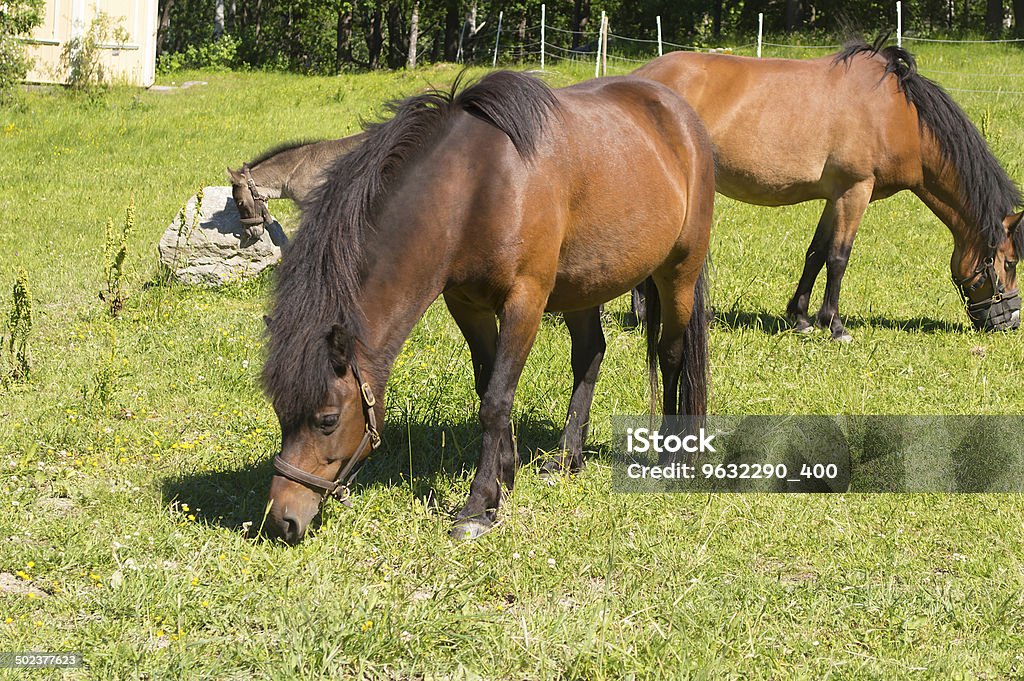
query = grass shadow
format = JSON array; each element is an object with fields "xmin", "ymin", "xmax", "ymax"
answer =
[
  {"xmin": 715, "ymin": 307, "xmax": 963, "ymax": 335},
  {"xmin": 159, "ymin": 413, "xmax": 570, "ymax": 534}
]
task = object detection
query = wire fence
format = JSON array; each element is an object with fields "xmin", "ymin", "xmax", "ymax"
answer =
[{"xmin": 469, "ymin": 5, "xmax": 1024, "ymax": 98}]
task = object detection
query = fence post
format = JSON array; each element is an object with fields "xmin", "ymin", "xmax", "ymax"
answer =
[
  {"xmin": 595, "ymin": 10, "xmax": 605, "ymax": 77},
  {"xmin": 656, "ymin": 15, "xmax": 663, "ymax": 56},
  {"xmin": 602, "ymin": 14, "xmax": 608, "ymax": 75},
  {"xmin": 540, "ymin": 4, "xmax": 546, "ymax": 70},
  {"xmin": 493, "ymin": 10, "xmax": 502, "ymax": 67},
  {"xmin": 757, "ymin": 12, "xmax": 763, "ymax": 58},
  {"xmin": 896, "ymin": 1, "xmax": 902, "ymax": 47}
]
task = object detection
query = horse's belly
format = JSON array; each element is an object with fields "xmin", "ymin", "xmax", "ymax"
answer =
[{"xmin": 545, "ymin": 225, "xmax": 680, "ymax": 312}]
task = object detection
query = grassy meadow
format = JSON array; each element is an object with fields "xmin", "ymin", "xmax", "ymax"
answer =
[{"xmin": 1, "ymin": 42, "xmax": 1024, "ymax": 678}]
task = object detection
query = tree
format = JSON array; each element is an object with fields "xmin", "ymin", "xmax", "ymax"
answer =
[{"xmin": 0, "ymin": 0, "xmax": 45, "ymax": 100}]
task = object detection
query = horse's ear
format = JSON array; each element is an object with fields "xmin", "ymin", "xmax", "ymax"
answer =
[
  {"xmin": 1005, "ymin": 211, "xmax": 1023, "ymax": 236},
  {"xmin": 227, "ymin": 167, "xmax": 243, "ymax": 184},
  {"xmin": 327, "ymin": 323, "xmax": 349, "ymax": 368}
]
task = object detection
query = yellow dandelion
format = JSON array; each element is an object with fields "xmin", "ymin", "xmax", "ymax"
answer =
[
  {"xmin": 156, "ymin": 629, "xmax": 165, "ymax": 637},
  {"xmin": 4, "ymin": 617, "xmax": 12, "ymax": 624},
  {"xmin": 187, "ymin": 514, "xmax": 196, "ymax": 521},
  {"xmin": 201, "ymin": 600, "xmax": 210, "ymax": 608},
  {"xmin": 15, "ymin": 570, "xmax": 30, "ymax": 581},
  {"xmin": 361, "ymin": 620, "xmax": 374, "ymax": 632},
  {"xmin": 27, "ymin": 592, "xmax": 36, "ymax": 600},
  {"xmin": 26, "ymin": 561, "xmax": 35, "ymax": 569}
]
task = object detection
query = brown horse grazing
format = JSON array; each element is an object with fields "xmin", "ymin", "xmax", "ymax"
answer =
[
  {"xmin": 634, "ymin": 39, "xmax": 1022, "ymax": 339},
  {"xmin": 227, "ymin": 135, "xmax": 365, "ymax": 239},
  {"xmin": 261, "ymin": 71, "xmax": 714, "ymax": 543}
]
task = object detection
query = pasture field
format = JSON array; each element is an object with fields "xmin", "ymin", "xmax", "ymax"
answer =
[{"xmin": 1, "ymin": 43, "xmax": 1024, "ymax": 679}]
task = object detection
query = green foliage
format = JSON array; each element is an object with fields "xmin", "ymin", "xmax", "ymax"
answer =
[
  {"xmin": 156, "ymin": 34, "xmax": 241, "ymax": 74},
  {"xmin": 0, "ymin": 0, "xmax": 44, "ymax": 102},
  {"xmin": 102, "ymin": 198, "xmax": 135, "ymax": 316},
  {"xmin": 154, "ymin": 0, "xmax": 1024, "ymax": 74},
  {"xmin": 1, "ymin": 268, "xmax": 33, "ymax": 384},
  {"xmin": 58, "ymin": 12, "xmax": 130, "ymax": 90}
]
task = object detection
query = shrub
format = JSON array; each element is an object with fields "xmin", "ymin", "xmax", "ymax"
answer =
[
  {"xmin": 156, "ymin": 34, "xmax": 240, "ymax": 74},
  {"xmin": 0, "ymin": 0, "xmax": 44, "ymax": 102},
  {"xmin": 58, "ymin": 12, "xmax": 129, "ymax": 90}
]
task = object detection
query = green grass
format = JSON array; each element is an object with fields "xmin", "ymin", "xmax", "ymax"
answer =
[{"xmin": 1, "ymin": 44, "xmax": 1024, "ymax": 679}]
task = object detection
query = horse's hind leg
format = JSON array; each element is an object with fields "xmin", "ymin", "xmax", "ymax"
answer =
[
  {"xmin": 541, "ymin": 306, "xmax": 605, "ymax": 476},
  {"xmin": 786, "ymin": 201, "xmax": 836, "ymax": 333},
  {"xmin": 452, "ymin": 281, "xmax": 548, "ymax": 541},
  {"xmin": 813, "ymin": 180, "xmax": 872, "ymax": 342}
]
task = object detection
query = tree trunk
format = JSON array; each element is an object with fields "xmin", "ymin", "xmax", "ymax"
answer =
[
  {"xmin": 444, "ymin": 0, "xmax": 460, "ymax": 61},
  {"xmin": 572, "ymin": 0, "xmax": 590, "ymax": 49},
  {"xmin": 214, "ymin": 0, "xmax": 225, "ymax": 39},
  {"xmin": 785, "ymin": 0, "xmax": 800, "ymax": 31},
  {"xmin": 516, "ymin": 15, "xmax": 525, "ymax": 61},
  {"xmin": 386, "ymin": 4, "xmax": 405, "ymax": 69},
  {"xmin": 367, "ymin": 9, "xmax": 383, "ymax": 69},
  {"xmin": 336, "ymin": 9, "xmax": 352, "ymax": 71},
  {"xmin": 1015, "ymin": 0, "xmax": 1024, "ymax": 35},
  {"xmin": 156, "ymin": 0, "xmax": 175, "ymax": 55},
  {"xmin": 986, "ymin": 0, "xmax": 1004, "ymax": 35},
  {"xmin": 406, "ymin": 1, "xmax": 420, "ymax": 69}
]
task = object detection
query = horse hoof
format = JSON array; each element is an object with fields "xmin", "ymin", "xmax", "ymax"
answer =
[
  {"xmin": 832, "ymin": 332, "xmax": 853, "ymax": 343},
  {"xmin": 792, "ymin": 319, "xmax": 815, "ymax": 334},
  {"xmin": 450, "ymin": 519, "xmax": 492, "ymax": 541}
]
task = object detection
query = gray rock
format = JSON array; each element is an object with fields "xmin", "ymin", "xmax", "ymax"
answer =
[{"xmin": 158, "ymin": 186, "xmax": 287, "ymax": 287}]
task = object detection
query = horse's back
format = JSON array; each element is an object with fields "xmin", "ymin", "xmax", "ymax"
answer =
[{"xmin": 634, "ymin": 50, "xmax": 923, "ymax": 203}]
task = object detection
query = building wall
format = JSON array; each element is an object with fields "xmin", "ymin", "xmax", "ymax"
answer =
[{"xmin": 23, "ymin": 0, "xmax": 159, "ymax": 87}]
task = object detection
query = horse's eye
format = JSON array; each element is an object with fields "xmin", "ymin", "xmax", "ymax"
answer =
[{"xmin": 317, "ymin": 413, "xmax": 339, "ymax": 431}]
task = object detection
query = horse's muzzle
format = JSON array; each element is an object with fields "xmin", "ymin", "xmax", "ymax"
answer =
[{"xmin": 967, "ymin": 288, "xmax": 1020, "ymax": 331}]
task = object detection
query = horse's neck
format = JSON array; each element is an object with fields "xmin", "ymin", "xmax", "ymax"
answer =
[
  {"xmin": 351, "ymin": 219, "xmax": 452, "ymax": 391},
  {"xmin": 915, "ymin": 141, "xmax": 976, "ymax": 255},
  {"xmin": 250, "ymin": 151, "xmax": 308, "ymax": 200}
]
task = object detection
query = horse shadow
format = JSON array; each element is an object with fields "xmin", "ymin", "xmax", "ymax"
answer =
[
  {"xmin": 159, "ymin": 413, "xmax": 575, "ymax": 534},
  {"xmin": 714, "ymin": 307, "xmax": 960, "ymax": 335}
]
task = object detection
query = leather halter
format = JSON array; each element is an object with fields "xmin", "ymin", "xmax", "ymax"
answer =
[
  {"xmin": 239, "ymin": 165, "xmax": 272, "ymax": 228},
  {"xmin": 953, "ymin": 254, "xmax": 1020, "ymax": 330},
  {"xmin": 272, "ymin": 360, "xmax": 381, "ymax": 505}
]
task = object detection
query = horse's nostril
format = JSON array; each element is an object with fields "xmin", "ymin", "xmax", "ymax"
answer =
[{"xmin": 280, "ymin": 513, "xmax": 304, "ymax": 543}]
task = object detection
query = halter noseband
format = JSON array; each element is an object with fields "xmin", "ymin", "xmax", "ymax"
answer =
[
  {"xmin": 953, "ymin": 253, "xmax": 1020, "ymax": 330},
  {"xmin": 272, "ymin": 360, "xmax": 382, "ymax": 505},
  {"xmin": 239, "ymin": 165, "xmax": 272, "ymax": 229}
]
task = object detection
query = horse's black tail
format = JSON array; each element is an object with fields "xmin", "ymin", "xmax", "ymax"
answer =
[
  {"xmin": 643, "ymin": 265, "xmax": 710, "ymax": 420},
  {"xmin": 644, "ymin": 276, "xmax": 661, "ymax": 419},
  {"xmin": 680, "ymin": 265, "xmax": 709, "ymax": 421}
]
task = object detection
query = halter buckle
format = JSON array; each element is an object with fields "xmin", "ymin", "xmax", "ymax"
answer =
[{"xmin": 360, "ymin": 382, "xmax": 376, "ymax": 407}]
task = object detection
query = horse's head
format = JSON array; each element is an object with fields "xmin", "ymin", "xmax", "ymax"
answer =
[
  {"xmin": 226, "ymin": 166, "xmax": 271, "ymax": 240},
  {"xmin": 952, "ymin": 211, "xmax": 1021, "ymax": 331},
  {"xmin": 264, "ymin": 323, "xmax": 381, "ymax": 544}
]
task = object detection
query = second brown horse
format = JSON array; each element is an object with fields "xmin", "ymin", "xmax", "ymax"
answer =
[{"xmin": 636, "ymin": 39, "xmax": 1021, "ymax": 338}]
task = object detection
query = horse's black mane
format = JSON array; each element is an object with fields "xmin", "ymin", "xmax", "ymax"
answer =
[
  {"xmin": 834, "ymin": 37, "xmax": 1022, "ymax": 255},
  {"xmin": 246, "ymin": 139, "xmax": 325, "ymax": 168},
  {"xmin": 263, "ymin": 71, "xmax": 558, "ymax": 426}
]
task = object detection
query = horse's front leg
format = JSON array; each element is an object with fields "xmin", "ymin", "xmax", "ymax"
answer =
[
  {"xmin": 814, "ymin": 180, "xmax": 873, "ymax": 342},
  {"xmin": 787, "ymin": 201, "xmax": 836, "ymax": 333},
  {"xmin": 452, "ymin": 281, "xmax": 548, "ymax": 540},
  {"xmin": 541, "ymin": 306, "xmax": 605, "ymax": 476}
]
